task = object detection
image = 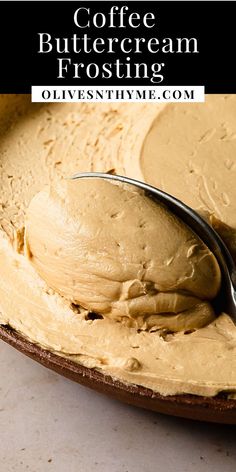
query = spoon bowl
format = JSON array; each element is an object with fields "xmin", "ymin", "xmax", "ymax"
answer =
[{"xmin": 71, "ymin": 172, "xmax": 236, "ymax": 321}]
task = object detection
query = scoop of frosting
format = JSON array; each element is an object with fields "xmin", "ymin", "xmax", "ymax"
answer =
[{"xmin": 25, "ymin": 178, "xmax": 221, "ymax": 331}]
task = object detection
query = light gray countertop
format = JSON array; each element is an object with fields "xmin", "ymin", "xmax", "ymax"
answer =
[{"xmin": 0, "ymin": 340, "xmax": 235, "ymax": 472}]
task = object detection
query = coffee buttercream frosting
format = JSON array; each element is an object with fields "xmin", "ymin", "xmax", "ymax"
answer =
[
  {"xmin": 0, "ymin": 94, "xmax": 236, "ymax": 398},
  {"xmin": 25, "ymin": 178, "xmax": 220, "ymax": 332}
]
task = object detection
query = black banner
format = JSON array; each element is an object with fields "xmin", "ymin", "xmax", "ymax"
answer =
[{"xmin": 0, "ymin": 1, "xmax": 235, "ymax": 93}]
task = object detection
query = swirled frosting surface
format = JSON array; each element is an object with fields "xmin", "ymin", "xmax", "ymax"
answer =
[{"xmin": 0, "ymin": 94, "xmax": 236, "ymax": 398}]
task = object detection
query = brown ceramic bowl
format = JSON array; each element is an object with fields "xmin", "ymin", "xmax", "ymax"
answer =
[{"xmin": 1, "ymin": 324, "xmax": 236, "ymax": 424}]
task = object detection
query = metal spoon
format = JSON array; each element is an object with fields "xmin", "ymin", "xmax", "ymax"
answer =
[{"xmin": 71, "ymin": 172, "xmax": 236, "ymax": 321}]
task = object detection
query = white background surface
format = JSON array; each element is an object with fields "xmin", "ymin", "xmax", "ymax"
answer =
[{"xmin": 0, "ymin": 340, "xmax": 235, "ymax": 472}]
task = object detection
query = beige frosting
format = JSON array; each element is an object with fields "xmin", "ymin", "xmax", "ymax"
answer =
[
  {"xmin": 0, "ymin": 94, "xmax": 236, "ymax": 398},
  {"xmin": 140, "ymin": 97, "xmax": 236, "ymax": 259},
  {"xmin": 25, "ymin": 179, "xmax": 220, "ymax": 331}
]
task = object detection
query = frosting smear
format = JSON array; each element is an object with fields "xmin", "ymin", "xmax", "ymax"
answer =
[{"xmin": 25, "ymin": 179, "xmax": 221, "ymax": 332}]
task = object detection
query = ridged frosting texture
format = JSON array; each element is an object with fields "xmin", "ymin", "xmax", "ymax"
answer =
[{"xmin": 25, "ymin": 178, "xmax": 221, "ymax": 331}]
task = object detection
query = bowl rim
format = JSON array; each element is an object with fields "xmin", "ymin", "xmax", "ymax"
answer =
[{"xmin": 1, "ymin": 324, "xmax": 236, "ymax": 425}]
